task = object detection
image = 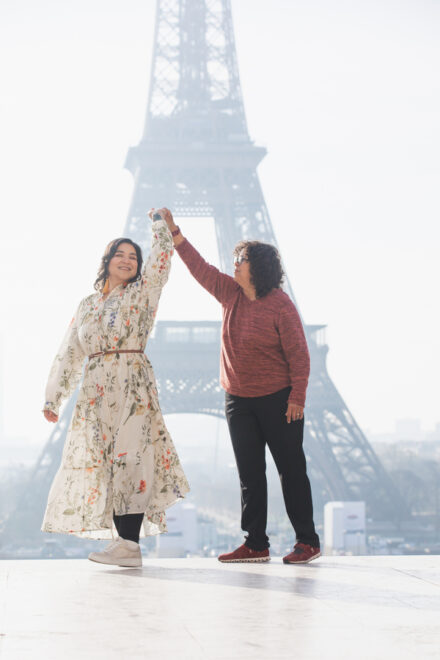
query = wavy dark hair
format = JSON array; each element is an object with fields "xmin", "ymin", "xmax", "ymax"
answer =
[
  {"xmin": 94, "ymin": 238, "xmax": 143, "ymax": 291},
  {"xmin": 233, "ymin": 240, "xmax": 284, "ymax": 298}
]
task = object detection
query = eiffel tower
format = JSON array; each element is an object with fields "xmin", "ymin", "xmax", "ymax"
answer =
[
  {"xmin": 122, "ymin": 0, "xmax": 407, "ymax": 521},
  {"xmin": 3, "ymin": 0, "xmax": 407, "ymax": 547}
]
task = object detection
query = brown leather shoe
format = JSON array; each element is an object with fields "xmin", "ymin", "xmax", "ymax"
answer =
[
  {"xmin": 283, "ymin": 542, "xmax": 320, "ymax": 564},
  {"xmin": 218, "ymin": 544, "xmax": 270, "ymax": 563}
]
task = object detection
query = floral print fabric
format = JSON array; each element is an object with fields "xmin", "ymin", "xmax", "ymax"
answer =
[{"xmin": 42, "ymin": 219, "xmax": 189, "ymax": 539}]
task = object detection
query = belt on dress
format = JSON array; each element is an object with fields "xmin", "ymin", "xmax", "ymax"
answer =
[{"xmin": 88, "ymin": 349, "xmax": 144, "ymax": 360}]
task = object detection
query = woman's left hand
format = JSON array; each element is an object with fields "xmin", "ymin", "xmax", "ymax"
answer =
[
  {"xmin": 286, "ymin": 403, "xmax": 304, "ymax": 423},
  {"xmin": 43, "ymin": 410, "xmax": 58, "ymax": 423}
]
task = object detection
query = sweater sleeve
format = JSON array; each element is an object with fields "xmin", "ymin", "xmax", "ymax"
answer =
[
  {"xmin": 175, "ymin": 238, "xmax": 238, "ymax": 304},
  {"xmin": 278, "ymin": 301, "xmax": 310, "ymax": 407}
]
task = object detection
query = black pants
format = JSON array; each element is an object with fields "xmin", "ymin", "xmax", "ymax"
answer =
[
  {"xmin": 113, "ymin": 512, "xmax": 144, "ymax": 543},
  {"xmin": 225, "ymin": 386, "xmax": 320, "ymax": 551}
]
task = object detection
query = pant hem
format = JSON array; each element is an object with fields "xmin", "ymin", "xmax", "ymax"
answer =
[
  {"xmin": 244, "ymin": 541, "xmax": 270, "ymax": 551},
  {"xmin": 296, "ymin": 539, "xmax": 320, "ymax": 548}
]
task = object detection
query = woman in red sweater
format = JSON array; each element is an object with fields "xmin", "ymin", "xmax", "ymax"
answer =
[{"xmin": 153, "ymin": 207, "xmax": 320, "ymax": 564}]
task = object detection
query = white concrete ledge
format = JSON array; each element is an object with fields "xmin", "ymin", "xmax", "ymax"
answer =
[{"xmin": 1, "ymin": 555, "xmax": 439, "ymax": 659}]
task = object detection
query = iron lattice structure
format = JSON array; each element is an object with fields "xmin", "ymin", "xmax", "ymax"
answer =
[
  {"xmin": 4, "ymin": 0, "xmax": 407, "ymax": 546},
  {"xmin": 122, "ymin": 0, "xmax": 407, "ymax": 519}
]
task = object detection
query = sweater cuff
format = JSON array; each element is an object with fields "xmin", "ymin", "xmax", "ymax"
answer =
[{"xmin": 288, "ymin": 389, "xmax": 306, "ymax": 408}]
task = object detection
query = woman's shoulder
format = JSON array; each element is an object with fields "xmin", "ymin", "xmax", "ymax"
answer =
[
  {"xmin": 262, "ymin": 288, "xmax": 300, "ymax": 316},
  {"xmin": 262, "ymin": 287, "xmax": 292, "ymax": 306},
  {"xmin": 78, "ymin": 292, "xmax": 99, "ymax": 310}
]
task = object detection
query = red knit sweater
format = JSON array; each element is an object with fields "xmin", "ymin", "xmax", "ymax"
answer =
[{"xmin": 175, "ymin": 239, "xmax": 310, "ymax": 407}]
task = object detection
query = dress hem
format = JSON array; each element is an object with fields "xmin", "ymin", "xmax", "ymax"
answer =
[{"xmin": 41, "ymin": 490, "xmax": 189, "ymax": 540}]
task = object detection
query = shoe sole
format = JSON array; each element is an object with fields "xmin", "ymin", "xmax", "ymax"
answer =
[
  {"xmin": 88, "ymin": 554, "xmax": 142, "ymax": 567},
  {"xmin": 118, "ymin": 559, "xmax": 143, "ymax": 568},
  {"xmin": 218, "ymin": 557, "xmax": 271, "ymax": 563},
  {"xmin": 283, "ymin": 552, "xmax": 321, "ymax": 564}
]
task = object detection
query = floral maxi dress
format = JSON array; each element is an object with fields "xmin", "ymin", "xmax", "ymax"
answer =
[{"xmin": 42, "ymin": 219, "xmax": 190, "ymax": 539}]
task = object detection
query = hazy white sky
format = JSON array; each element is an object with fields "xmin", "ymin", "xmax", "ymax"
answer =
[{"xmin": 0, "ymin": 0, "xmax": 439, "ymax": 450}]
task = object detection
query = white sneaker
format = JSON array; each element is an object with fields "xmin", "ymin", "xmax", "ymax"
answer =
[{"xmin": 88, "ymin": 537, "xmax": 142, "ymax": 567}]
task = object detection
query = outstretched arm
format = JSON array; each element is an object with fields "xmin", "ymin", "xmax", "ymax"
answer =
[
  {"xmin": 142, "ymin": 210, "xmax": 174, "ymax": 289},
  {"xmin": 155, "ymin": 207, "xmax": 238, "ymax": 305},
  {"xmin": 130, "ymin": 210, "xmax": 175, "ymax": 335}
]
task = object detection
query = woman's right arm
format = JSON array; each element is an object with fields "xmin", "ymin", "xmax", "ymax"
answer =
[
  {"xmin": 43, "ymin": 300, "xmax": 87, "ymax": 421},
  {"xmin": 159, "ymin": 208, "xmax": 238, "ymax": 304}
]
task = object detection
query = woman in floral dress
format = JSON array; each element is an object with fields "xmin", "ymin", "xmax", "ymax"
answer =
[{"xmin": 42, "ymin": 208, "xmax": 189, "ymax": 567}]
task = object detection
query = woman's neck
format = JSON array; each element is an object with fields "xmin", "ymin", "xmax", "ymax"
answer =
[
  {"xmin": 103, "ymin": 276, "xmax": 125, "ymax": 298},
  {"xmin": 241, "ymin": 284, "xmax": 257, "ymax": 301}
]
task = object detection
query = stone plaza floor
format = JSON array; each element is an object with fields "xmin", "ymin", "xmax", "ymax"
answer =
[{"xmin": 0, "ymin": 555, "xmax": 439, "ymax": 659}]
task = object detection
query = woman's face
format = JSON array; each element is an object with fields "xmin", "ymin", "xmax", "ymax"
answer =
[
  {"xmin": 233, "ymin": 249, "xmax": 252, "ymax": 289},
  {"xmin": 107, "ymin": 242, "xmax": 138, "ymax": 283}
]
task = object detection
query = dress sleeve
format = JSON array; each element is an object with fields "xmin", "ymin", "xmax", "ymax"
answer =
[
  {"xmin": 278, "ymin": 301, "xmax": 310, "ymax": 408},
  {"xmin": 175, "ymin": 238, "xmax": 238, "ymax": 304},
  {"xmin": 44, "ymin": 300, "xmax": 87, "ymax": 416},
  {"xmin": 137, "ymin": 218, "xmax": 173, "ymax": 316}
]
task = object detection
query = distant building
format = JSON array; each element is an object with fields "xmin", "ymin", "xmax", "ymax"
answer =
[
  {"xmin": 428, "ymin": 423, "xmax": 440, "ymax": 442},
  {"xmin": 368, "ymin": 419, "xmax": 440, "ymax": 445},
  {"xmin": 197, "ymin": 517, "xmax": 219, "ymax": 556},
  {"xmin": 324, "ymin": 501, "xmax": 366, "ymax": 555},
  {"xmin": 156, "ymin": 501, "xmax": 198, "ymax": 557},
  {"xmin": 395, "ymin": 419, "xmax": 423, "ymax": 441}
]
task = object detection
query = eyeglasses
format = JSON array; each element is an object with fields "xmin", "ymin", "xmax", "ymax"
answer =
[{"xmin": 234, "ymin": 255, "xmax": 249, "ymax": 265}]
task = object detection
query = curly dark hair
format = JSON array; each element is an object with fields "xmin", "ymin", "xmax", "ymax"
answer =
[
  {"xmin": 94, "ymin": 238, "xmax": 143, "ymax": 291},
  {"xmin": 233, "ymin": 240, "xmax": 284, "ymax": 298}
]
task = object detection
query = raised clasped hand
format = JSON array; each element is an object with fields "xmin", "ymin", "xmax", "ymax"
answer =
[
  {"xmin": 285, "ymin": 402, "xmax": 304, "ymax": 424},
  {"xmin": 148, "ymin": 207, "xmax": 174, "ymax": 227}
]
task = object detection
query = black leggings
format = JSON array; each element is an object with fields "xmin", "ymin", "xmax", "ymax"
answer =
[
  {"xmin": 113, "ymin": 512, "xmax": 144, "ymax": 543},
  {"xmin": 225, "ymin": 386, "xmax": 320, "ymax": 551}
]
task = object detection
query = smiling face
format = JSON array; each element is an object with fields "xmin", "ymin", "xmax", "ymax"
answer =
[{"xmin": 107, "ymin": 242, "xmax": 138, "ymax": 284}]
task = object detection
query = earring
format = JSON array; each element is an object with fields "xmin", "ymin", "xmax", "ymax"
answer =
[{"xmin": 102, "ymin": 278, "xmax": 110, "ymax": 294}]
